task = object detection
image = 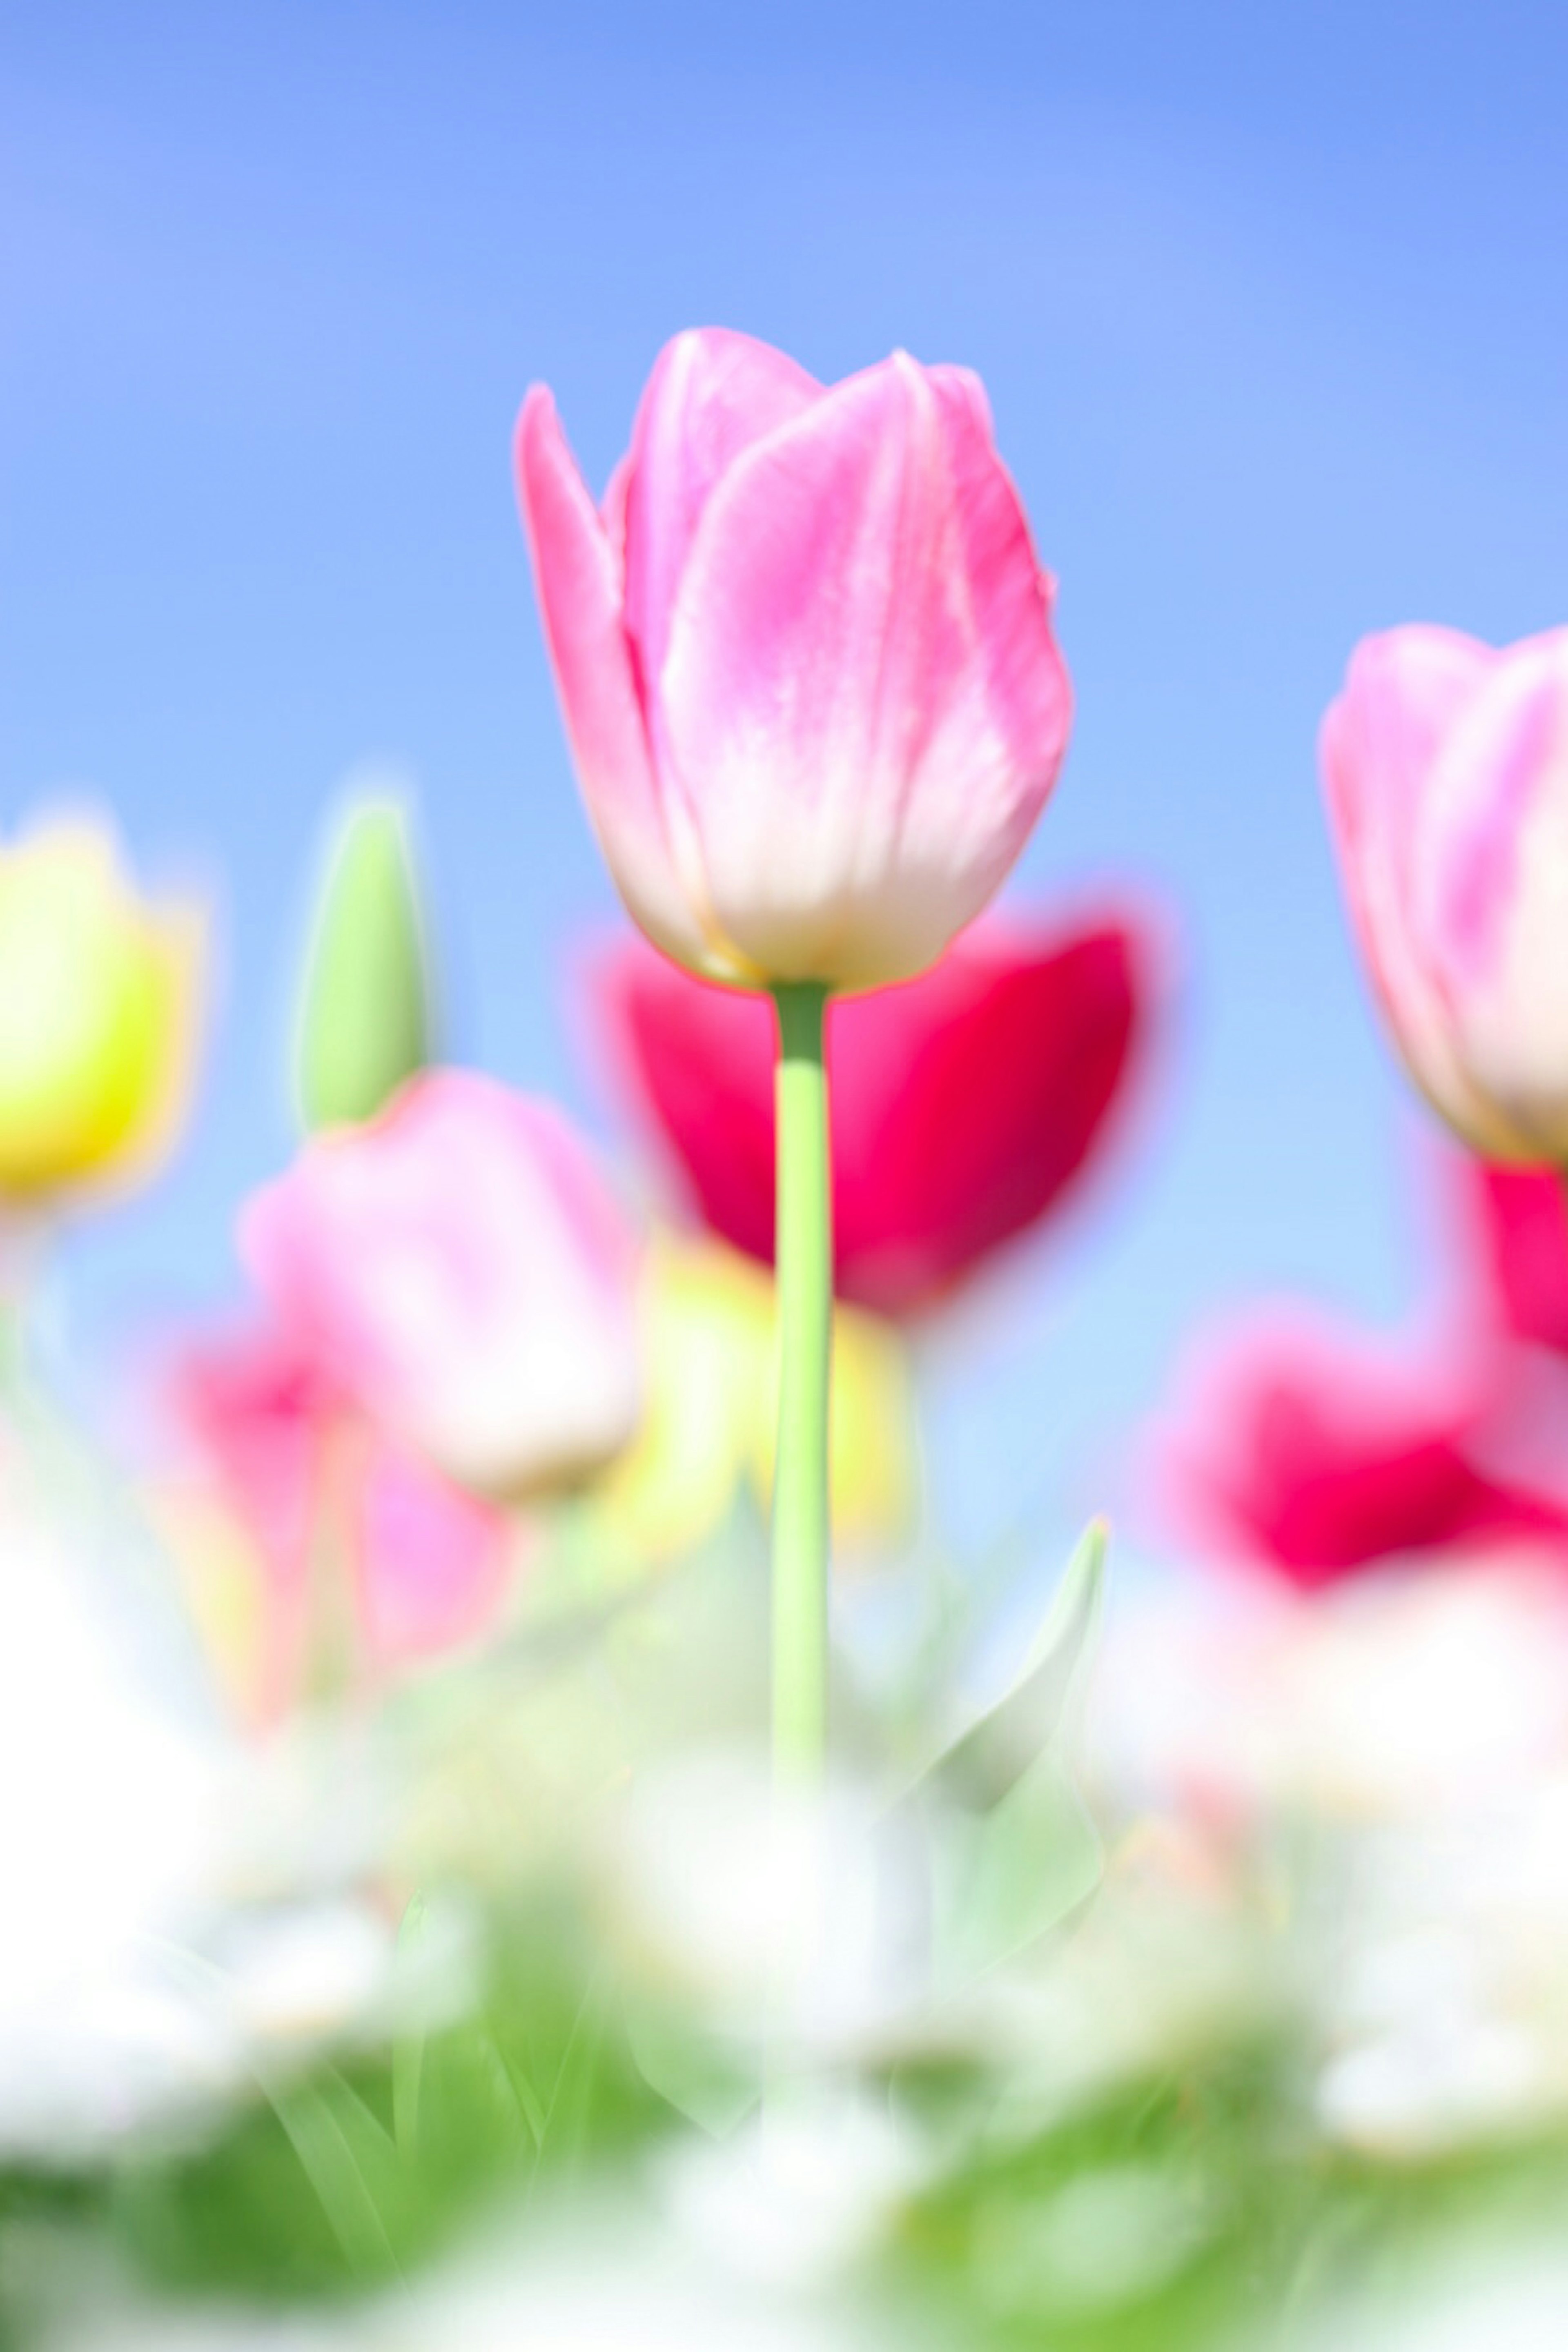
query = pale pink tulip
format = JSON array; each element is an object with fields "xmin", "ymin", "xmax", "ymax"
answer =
[
  {"xmin": 168, "ymin": 1325, "xmax": 514, "ymax": 1702},
  {"xmin": 516, "ymin": 328, "xmax": 1073, "ymax": 991},
  {"xmin": 240, "ymin": 1070, "xmax": 641, "ymax": 1496},
  {"xmin": 1322, "ymin": 625, "xmax": 1568, "ymax": 1160}
]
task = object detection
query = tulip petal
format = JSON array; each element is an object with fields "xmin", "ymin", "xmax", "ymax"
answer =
[
  {"xmin": 1321, "ymin": 626, "xmax": 1526, "ymax": 1156},
  {"xmin": 514, "ymin": 388, "xmax": 708, "ymax": 971},
  {"xmin": 1468, "ymin": 1160, "xmax": 1568, "ymax": 1356},
  {"xmin": 622, "ymin": 327, "xmax": 820, "ymax": 693},
  {"xmin": 656, "ymin": 352, "xmax": 1071, "ymax": 985},
  {"xmin": 590, "ymin": 913, "xmax": 1148, "ymax": 1313},
  {"xmin": 1419, "ymin": 636, "xmax": 1568, "ymax": 1154},
  {"xmin": 1155, "ymin": 1310, "xmax": 1568, "ymax": 1587},
  {"xmin": 356, "ymin": 1441, "xmax": 511, "ymax": 1664},
  {"xmin": 242, "ymin": 1072, "xmax": 642, "ymax": 1496}
]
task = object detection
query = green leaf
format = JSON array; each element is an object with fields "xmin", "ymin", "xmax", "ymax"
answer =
[
  {"xmin": 265, "ymin": 2071, "xmax": 403, "ymax": 2287},
  {"xmin": 931, "ymin": 1517, "xmax": 1109, "ymax": 1813},
  {"xmin": 295, "ymin": 794, "xmax": 433, "ymax": 1131},
  {"xmin": 392, "ymin": 1891, "xmax": 428, "ymax": 2165},
  {"xmin": 921, "ymin": 1521, "xmax": 1111, "ymax": 1987}
]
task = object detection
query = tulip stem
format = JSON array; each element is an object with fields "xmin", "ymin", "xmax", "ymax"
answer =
[{"xmin": 771, "ymin": 980, "xmax": 833, "ymax": 1785}]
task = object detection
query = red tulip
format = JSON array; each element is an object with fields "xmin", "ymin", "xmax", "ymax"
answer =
[
  {"xmin": 586, "ymin": 912, "xmax": 1151, "ymax": 1316},
  {"xmin": 1156, "ymin": 1312, "xmax": 1568, "ymax": 1590}
]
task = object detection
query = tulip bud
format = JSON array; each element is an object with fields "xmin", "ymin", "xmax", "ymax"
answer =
[{"xmin": 296, "ymin": 797, "xmax": 433, "ymax": 1133}]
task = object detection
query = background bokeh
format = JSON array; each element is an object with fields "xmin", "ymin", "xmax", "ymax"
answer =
[{"xmin": 6, "ymin": 0, "xmax": 1568, "ymax": 1528}]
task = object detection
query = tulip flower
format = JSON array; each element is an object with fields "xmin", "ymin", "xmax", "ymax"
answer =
[
  {"xmin": 295, "ymin": 795, "xmax": 434, "ymax": 1133},
  {"xmin": 516, "ymin": 327, "xmax": 1072, "ymax": 997},
  {"xmin": 1155, "ymin": 1311, "xmax": 1568, "ymax": 1589},
  {"xmin": 518, "ymin": 325, "xmax": 1072, "ymax": 1784},
  {"xmin": 241, "ymin": 1070, "xmax": 641, "ymax": 1499},
  {"xmin": 587, "ymin": 914, "xmax": 1149, "ymax": 1315},
  {"xmin": 163, "ymin": 1327, "xmax": 512, "ymax": 1716},
  {"xmin": 0, "ymin": 816, "xmax": 203, "ymax": 1204},
  {"xmin": 1321, "ymin": 624, "xmax": 1568, "ymax": 1162},
  {"xmin": 1467, "ymin": 1160, "xmax": 1568, "ymax": 1358}
]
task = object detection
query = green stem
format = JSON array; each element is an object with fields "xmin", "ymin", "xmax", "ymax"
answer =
[{"xmin": 771, "ymin": 980, "xmax": 833, "ymax": 1784}]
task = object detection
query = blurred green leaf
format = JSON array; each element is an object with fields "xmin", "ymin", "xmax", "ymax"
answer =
[
  {"xmin": 296, "ymin": 796, "xmax": 433, "ymax": 1131},
  {"xmin": 392, "ymin": 1892, "xmax": 428, "ymax": 2165},
  {"xmin": 926, "ymin": 1517, "xmax": 1108, "ymax": 1813},
  {"xmin": 265, "ymin": 2072, "xmax": 402, "ymax": 2289}
]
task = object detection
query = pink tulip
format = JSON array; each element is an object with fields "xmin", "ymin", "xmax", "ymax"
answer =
[
  {"xmin": 170, "ymin": 1326, "xmax": 511, "ymax": 1693},
  {"xmin": 1322, "ymin": 624, "xmax": 1568, "ymax": 1160},
  {"xmin": 586, "ymin": 913, "xmax": 1149, "ymax": 1315},
  {"xmin": 516, "ymin": 328, "xmax": 1073, "ymax": 991},
  {"xmin": 240, "ymin": 1070, "xmax": 641, "ymax": 1497},
  {"xmin": 352, "ymin": 1438, "xmax": 511, "ymax": 1665},
  {"xmin": 1155, "ymin": 1311, "xmax": 1568, "ymax": 1590}
]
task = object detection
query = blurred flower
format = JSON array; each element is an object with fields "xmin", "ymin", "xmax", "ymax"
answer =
[
  {"xmin": 592, "ymin": 1233, "xmax": 916, "ymax": 1561},
  {"xmin": 588, "ymin": 914, "xmax": 1150, "ymax": 1314},
  {"xmin": 295, "ymin": 793, "xmax": 434, "ymax": 1132},
  {"xmin": 241, "ymin": 1069, "xmax": 641, "ymax": 1498},
  {"xmin": 1467, "ymin": 1158, "xmax": 1568, "ymax": 1356},
  {"xmin": 1322, "ymin": 624, "xmax": 1568, "ymax": 1160},
  {"xmin": 517, "ymin": 327, "xmax": 1072, "ymax": 991},
  {"xmin": 0, "ymin": 815, "xmax": 203, "ymax": 1205},
  {"xmin": 1153, "ymin": 1309, "xmax": 1568, "ymax": 1588},
  {"xmin": 160, "ymin": 1325, "xmax": 515, "ymax": 1718}
]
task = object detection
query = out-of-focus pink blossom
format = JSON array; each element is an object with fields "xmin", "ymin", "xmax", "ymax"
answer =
[
  {"xmin": 1322, "ymin": 624, "xmax": 1568, "ymax": 1160},
  {"xmin": 587, "ymin": 914, "xmax": 1149, "ymax": 1316},
  {"xmin": 169, "ymin": 1327, "xmax": 513, "ymax": 1699},
  {"xmin": 352, "ymin": 1438, "xmax": 510, "ymax": 1664},
  {"xmin": 170, "ymin": 1326, "xmax": 328, "ymax": 1603},
  {"xmin": 1155, "ymin": 1311, "xmax": 1568, "ymax": 1590},
  {"xmin": 516, "ymin": 327, "xmax": 1072, "ymax": 992},
  {"xmin": 240, "ymin": 1070, "xmax": 641, "ymax": 1497}
]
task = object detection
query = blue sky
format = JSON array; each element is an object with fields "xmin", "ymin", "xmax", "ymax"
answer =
[{"xmin": 5, "ymin": 0, "xmax": 1568, "ymax": 1540}]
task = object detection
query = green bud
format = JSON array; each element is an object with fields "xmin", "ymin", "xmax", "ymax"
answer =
[{"xmin": 295, "ymin": 797, "xmax": 434, "ymax": 1131}]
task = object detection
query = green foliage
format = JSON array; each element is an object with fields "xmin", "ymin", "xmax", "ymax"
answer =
[{"xmin": 101, "ymin": 1900, "xmax": 670, "ymax": 2303}]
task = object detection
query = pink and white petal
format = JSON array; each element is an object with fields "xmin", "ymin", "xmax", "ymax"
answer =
[
  {"xmin": 1425, "ymin": 633, "xmax": 1568, "ymax": 1155},
  {"xmin": 514, "ymin": 388, "xmax": 708, "ymax": 971},
  {"xmin": 600, "ymin": 450, "xmax": 634, "ymax": 570},
  {"xmin": 622, "ymin": 328, "xmax": 821, "ymax": 692},
  {"xmin": 656, "ymin": 352, "xmax": 1066, "ymax": 985},
  {"xmin": 1321, "ymin": 628, "xmax": 1528, "ymax": 1156},
  {"xmin": 883, "ymin": 364, "xmax": 1071, "ymax": 937}
]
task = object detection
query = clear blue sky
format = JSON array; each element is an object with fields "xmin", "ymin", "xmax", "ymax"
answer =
[{"xmin": 5, "ymin": 1, "xmax": 1567, "ymax": 1539}]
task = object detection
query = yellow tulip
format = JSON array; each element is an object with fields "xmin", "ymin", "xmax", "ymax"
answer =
[
  {"xmin": 595, "ymin": 1234, "xmax": 918, "ymax": 1567},
  {"xmin": 0, "ymin": 817, "xmax": 204, "ymax": 1200}
]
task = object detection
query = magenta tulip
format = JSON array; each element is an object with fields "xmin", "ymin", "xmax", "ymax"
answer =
[
  {"xmin": 1156, "ymin": 1312, "xmax": 1568, "ymax": 1590},
  {"xmin": 240, "ymin": 1070, "xmax": 641, "ymax": 1497},
  {"xmin": 1468, "ymin": 1159, "xmax": 1568, "ymax": 1357},
  {"xmin": 587, "ymin": 913, "xmax": 1149, "ymax": 1315},
  {"xmin": 1322, "ymin": 624, "xmax": 1568, "ymax": 1160},
  {"xmin": 516, "ymin": 328, "xmax": 1073, "ymax": 991}
]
